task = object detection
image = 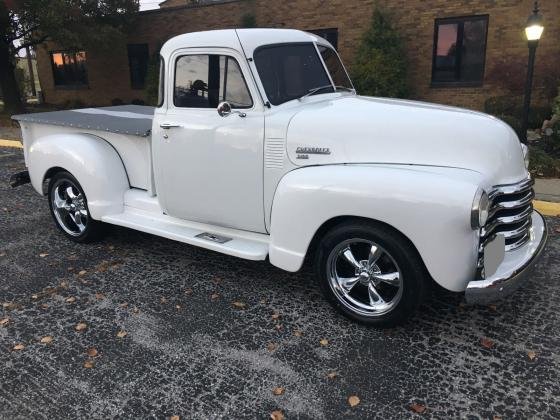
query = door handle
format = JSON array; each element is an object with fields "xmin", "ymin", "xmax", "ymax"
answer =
[{"xmin": 160, "ymin": 122, "xmax": 182, "ymax": 129}]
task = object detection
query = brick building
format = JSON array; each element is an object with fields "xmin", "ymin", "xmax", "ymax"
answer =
[{"xmin": 35, "ymin": 0, "xmax": 560, "ymax": 111}]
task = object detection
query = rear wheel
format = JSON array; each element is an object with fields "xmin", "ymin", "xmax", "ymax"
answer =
[
  {"xmin": 48, "ymin": 171, "xmax": 104, "ymax": 243},
  {"xmin": 315, "ymin": 221, "xmax": 426, "ymax": 327}
]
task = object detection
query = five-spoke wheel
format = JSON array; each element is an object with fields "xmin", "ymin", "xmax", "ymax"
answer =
[
  {"xmin": 315, "ymin": 221, "xmax": 426, "ymax": 327},
  {"xmin": 48, "ymin": 171, "xmax": 104, "ymax": 242}
]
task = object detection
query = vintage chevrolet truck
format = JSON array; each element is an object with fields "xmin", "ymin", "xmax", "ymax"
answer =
[{"xmin": 11, "ymin": 29, "xmax": 547, "ymax": 326}]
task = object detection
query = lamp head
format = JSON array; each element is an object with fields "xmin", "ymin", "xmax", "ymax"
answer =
[{"xmin": 525, "ymin": 1, "xmax": 544, "ymax": 41}]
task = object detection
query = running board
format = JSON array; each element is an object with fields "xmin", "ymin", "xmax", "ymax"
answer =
[{"xmin": 102, "ymin": 208, "xmax": 269, "ymax": 260}]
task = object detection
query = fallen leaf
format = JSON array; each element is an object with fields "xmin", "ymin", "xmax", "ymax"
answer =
[
  {"xmin": 39, "ymin": 253, "xmax": 49, "ymax": 258},
  {"xmin": 211, "ymin": 293, "xmax": 220, "ymax": 300},
  {"xmin": 488, "ymin": 304, "xmax": 497, "ymax": 311},
  {"xmin": 119, "ymin": 302, "xmax": 128, "ymax": 308},
  {"xmin": 78, "ymin": 270, "xmax": 87, "ymax": 276},
  {"xmin": 267, "ymin": 342, "xmax": 278, "ymax": 352},
  {"xmin": 132, "ymin": 307, "xmax": 140, "ymax": 314},
  {"xmin": 0, "ymin": 252, "xmax": 6, "ymax": 257},
  {"xmin": 87, "ymin": 347, "xmax": 98, "ymax": 357},
  {"xmin": 409, "ymin": 402, "xmax": 426, "ymax": 413},
  {"xmin": 480, "ymin": 337, "xmax": 495, "ymax": 349},
  {"xmin": 270, "ymin": 410, "xmax": 284, "ymax": 420},
  {"xmin": 83, "ymin": 360, "xmax": 95, "ymax": 369},
  {"xmin": 326, "ymin": 371, "xmax": 337, "ymax": 379},
  {"xmin": 175, "ymin": 304, "xmax": 181, "ymax": 310},
  {"xmin": 75, "ymin": 322, "xmax": 87, "ymax": 332},
  {"xmin": 527, "ymin": 350, "xmax": 537, "ymax": 361},
  {"xmin": 67, "ymin": 267, "xmax": 74, "ymax": 271},
  {"xmin": 95, "ymin": 292, "xmax": 105, "ymax": 300},
  {"xmin": 272, "ymin": 387, "xmax": 285, "ymax": 396},
  {"xmin": 271, "ymin": 312, "xmax": 280, "ymax": 320},
  {"xmin": 116, "ymin": 330, "xmax": 127, "ymax": 338},
  {"xmin": 160, "ymin": 297, "xmax": 168, "ymax": 304},
  {"xmin": 65, "ymin": 296, "xmax": 76, "ymax": 303},
  {"xmin": 40, "ymin": 303, "xmax": 49, "ymax": 310},
  {"xmin": 259, "ymin": 298, "xmax": 266, "ymax": 304},
  {"xmin": 108, "ymin": 245, "xmax": 115, "ymax": 251},
  {"xmin": 60, "ymin": 281, "xmax": 69, "ymax": 288},
  {"xmin": 0, "ymin": 317, "xmax": 9, "ymax": 326},
  {"xmin": 348, "ymin": 395, "xmax": 360, "ymax": 407},
  {"xmin": 13, "ymin": 343, "xmax": 25, "ymax": 351},
  {"xmin": 40, "ymin": 336, "xmax": 53, "ymax": 344},
  {"xmin": 493, "ymin": 416, "xmax": 503, "ymax": 420},
  {"xmin": 275, "ymin": 324, "xmax": 283, "ymax": 331},
  {"xmin": 320, "ymin": 339, "xmax": 329, "ymax": 346},
  {"xmin": 31, "ymin": 294, "xmax": 39, "ymax": 300},
  {"xmin": 293, "ymin": 330, "xmax": 303, "ymax": 337},
  {"xmin": 232, "ymin": 301, "xmax": 247, "ymax": 309},
  {"xmin": 184, "ymin": 288, "xmax": 193, "ymax": 295},
  {"xmin": 170, "ymin": 416, "xmax": 180, "ymax": 420}
]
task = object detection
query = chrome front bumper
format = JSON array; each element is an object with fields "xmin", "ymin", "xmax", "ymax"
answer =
[{"xmin": 465, "ymin": 211, "xmax": 548, "ymax": 304}]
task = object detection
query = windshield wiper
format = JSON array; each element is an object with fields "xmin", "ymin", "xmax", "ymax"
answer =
[{"xmin": 298, "ymin": 85, "xmax": 355, "ymax": 100}]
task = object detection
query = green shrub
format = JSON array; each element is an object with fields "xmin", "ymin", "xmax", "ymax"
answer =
[
  {"xmin": 351, "ymin": 9, "xmax": 408, "ymax": 98},
  {"xmin": 552, "ymin": 88, "xmax": 560, "ymax": 116},
  {"xmin": 62, "ymin": 99, "xmax": 86, "ymax": 109},
  {"xmin": 240, "ymin": 13, "xmax": 256, "ymax": 28},
  {"xmin": 529, "ymin": 146, "xmax": 560, "ymax": 177},
  {"xmin": 498, "ymin": 114, "xmax": 522, "ymax": 138},
  {"xmin": 485, "ymin": 95, "xmax": 552, "ymax": 129},
  {"xmin": 484, "ymin": 95, "xmax": 520, "ymax": 116},
  {"xmin": 144, "ymin": 55, "xmax": 160, "ymax": 107}
]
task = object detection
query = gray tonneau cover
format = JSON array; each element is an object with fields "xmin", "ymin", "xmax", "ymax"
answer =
[{"xmin": 12, "ymin": 105, "xmax": 155, "ymax": 137}]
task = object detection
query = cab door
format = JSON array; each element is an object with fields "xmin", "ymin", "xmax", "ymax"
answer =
[{"xmin": 152, "ymin": 48, "xmax": 266, "ymax": 233}]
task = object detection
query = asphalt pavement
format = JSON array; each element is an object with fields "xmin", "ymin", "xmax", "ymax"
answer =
[{"xmin": 1, "ymin": 146, "xmax": 559, "ymax": 419}]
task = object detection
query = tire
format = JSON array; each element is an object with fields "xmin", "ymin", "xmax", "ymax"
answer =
[
  {"xmin": 47, "ymin": 171, "xmax": 105, "ymax": 243},
  {"xmin": 314, "ymin": 221, "xmax": 426, "ymax": 327}
]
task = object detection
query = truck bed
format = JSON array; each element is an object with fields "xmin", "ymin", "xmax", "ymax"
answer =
[{"xmin": 12, "ymin": 105, "xmax": 154, "ymax": 137}]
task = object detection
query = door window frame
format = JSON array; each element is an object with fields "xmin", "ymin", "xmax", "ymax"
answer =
[{"xmin": 168, "ymin": 48, "xmax": 258, "ymax": 112}]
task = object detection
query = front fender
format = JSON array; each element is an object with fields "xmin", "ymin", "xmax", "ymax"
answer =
[
  {"xmin": 27, "ymin": 133, "xmax": 129, "ymax": 220},
  {"xmin": 269, "ymin": 165, "xmax": 481, "ymax": 292}
]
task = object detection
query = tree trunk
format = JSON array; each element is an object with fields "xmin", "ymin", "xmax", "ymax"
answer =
[{"xmin": 0, "ymin": 2, "xmax": 25, "ymax": 114}]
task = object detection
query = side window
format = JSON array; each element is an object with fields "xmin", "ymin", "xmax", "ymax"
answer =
[{"xmin": 174, "ymin": 54, "xmax": 253, "ymax": 109}]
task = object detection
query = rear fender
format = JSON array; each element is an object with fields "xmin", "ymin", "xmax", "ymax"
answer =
[
  {"xmin": 268, "ymin": 165, "xmax": 481, "ymax": 292},
  {"xmin": 27, "ymin": 133, "xmax": 129, "ymax": 220}
]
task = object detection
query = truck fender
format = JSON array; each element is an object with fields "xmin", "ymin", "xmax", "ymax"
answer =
[
  {"xmin": 27, "ymin": 133, "xmax": 129, "ymax": 220},
  {"xmin": 268, "ymin": 165, "xmax": 480, "ymax": 292}
]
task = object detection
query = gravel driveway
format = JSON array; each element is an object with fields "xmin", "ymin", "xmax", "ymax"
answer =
[{"xmin": 1, "ymin": 146, "xmax": 559, "ymax": 419}]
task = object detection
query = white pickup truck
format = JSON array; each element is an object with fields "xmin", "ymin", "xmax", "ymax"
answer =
[{"xmin": 11, "ymin": 29, "xmax": 547, "ymax": 326}]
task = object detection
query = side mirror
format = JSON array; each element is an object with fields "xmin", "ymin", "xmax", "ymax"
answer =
[
  {"xmin": 217, "ymin": 101, "xmax": 232, "ymax": 117},
  {"xmin": 217, "ymin": 101, "xmax": 247, "ymax": 118}
]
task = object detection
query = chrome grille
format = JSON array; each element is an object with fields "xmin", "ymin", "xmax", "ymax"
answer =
[{"xmin": 480, "ymin": 178, "xmax": 534, "ymax": 253}]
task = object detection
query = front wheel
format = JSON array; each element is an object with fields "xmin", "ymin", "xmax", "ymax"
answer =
[
  {"xmin": 48, "ymin": 171, "xmax": 104, "ymax": 243},
  {"xmin": 314, "ymin": 221, "xmax": 426, "ymax": 327}
]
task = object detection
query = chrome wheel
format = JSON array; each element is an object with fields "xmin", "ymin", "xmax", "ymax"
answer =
[
  {"xmin": 327, "ymin": 239, "xmax": 403, "ymax": 317},
  {"xmin": 51, "ymin": 179, "xmax": 89, "ymax": 237}
]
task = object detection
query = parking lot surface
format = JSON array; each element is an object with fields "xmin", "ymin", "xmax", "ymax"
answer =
[{"xmin": 1, "ymin": 146, "xmax": 559, "ymax": 419}]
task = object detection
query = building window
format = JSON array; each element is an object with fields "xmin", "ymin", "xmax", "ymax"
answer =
[
  {"xmin": 50, "ymin": 51, "xmax": 88, "ymax": 87},
  {"xmin": 308, "ymin": 28, "xmax": 339, "ymax": 50},
  {"xmin": 431, "ymin": 15, "xmax": 488, "ymax": 86},
  {"xmin": 127, "ymin": 44, "xmax": 150, "ymax": 89},
  {"xmin": 174, "ymin": 55, "xmax": 253, "ymax": 109}
]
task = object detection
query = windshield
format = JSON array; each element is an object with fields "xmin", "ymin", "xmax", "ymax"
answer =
[{"xmin": 254, "ymin": 43, "xmax": 353, "ymax": 106}]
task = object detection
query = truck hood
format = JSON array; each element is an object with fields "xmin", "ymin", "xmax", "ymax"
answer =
[{"xmin": 286, "ymin": 95, "xmax": 528, "ymax": 185}]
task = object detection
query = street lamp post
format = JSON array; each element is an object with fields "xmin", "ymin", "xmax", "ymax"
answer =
[{"xmin": 520, "ymin": 1, "xmax": 544, "ymax": 144}]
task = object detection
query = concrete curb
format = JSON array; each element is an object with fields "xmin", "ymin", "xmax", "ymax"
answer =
[
  {"xmin": 0, "ymin": 139, "xmax": 23, "ymax": 148},
  {"xmin": 533, "ymin": 200, "xmax": 560, "ymax": 217}
]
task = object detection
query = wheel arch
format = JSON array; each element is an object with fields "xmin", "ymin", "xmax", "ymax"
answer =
[
  {"xmin": 27, "ymin": 133, "xmax": 129, "ymax": 220},
  {"xmin": 268, "ymin": 164, "xmax": 480, "ymax": 292}
]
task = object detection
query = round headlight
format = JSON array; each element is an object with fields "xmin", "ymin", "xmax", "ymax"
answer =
[
  {"xmin": 521, "ymin": 143, "xmax": 530, "ymax": 170},
  {"xmin": 471, "ymin": 188, "xmax": 490, "ymax": 229}
]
